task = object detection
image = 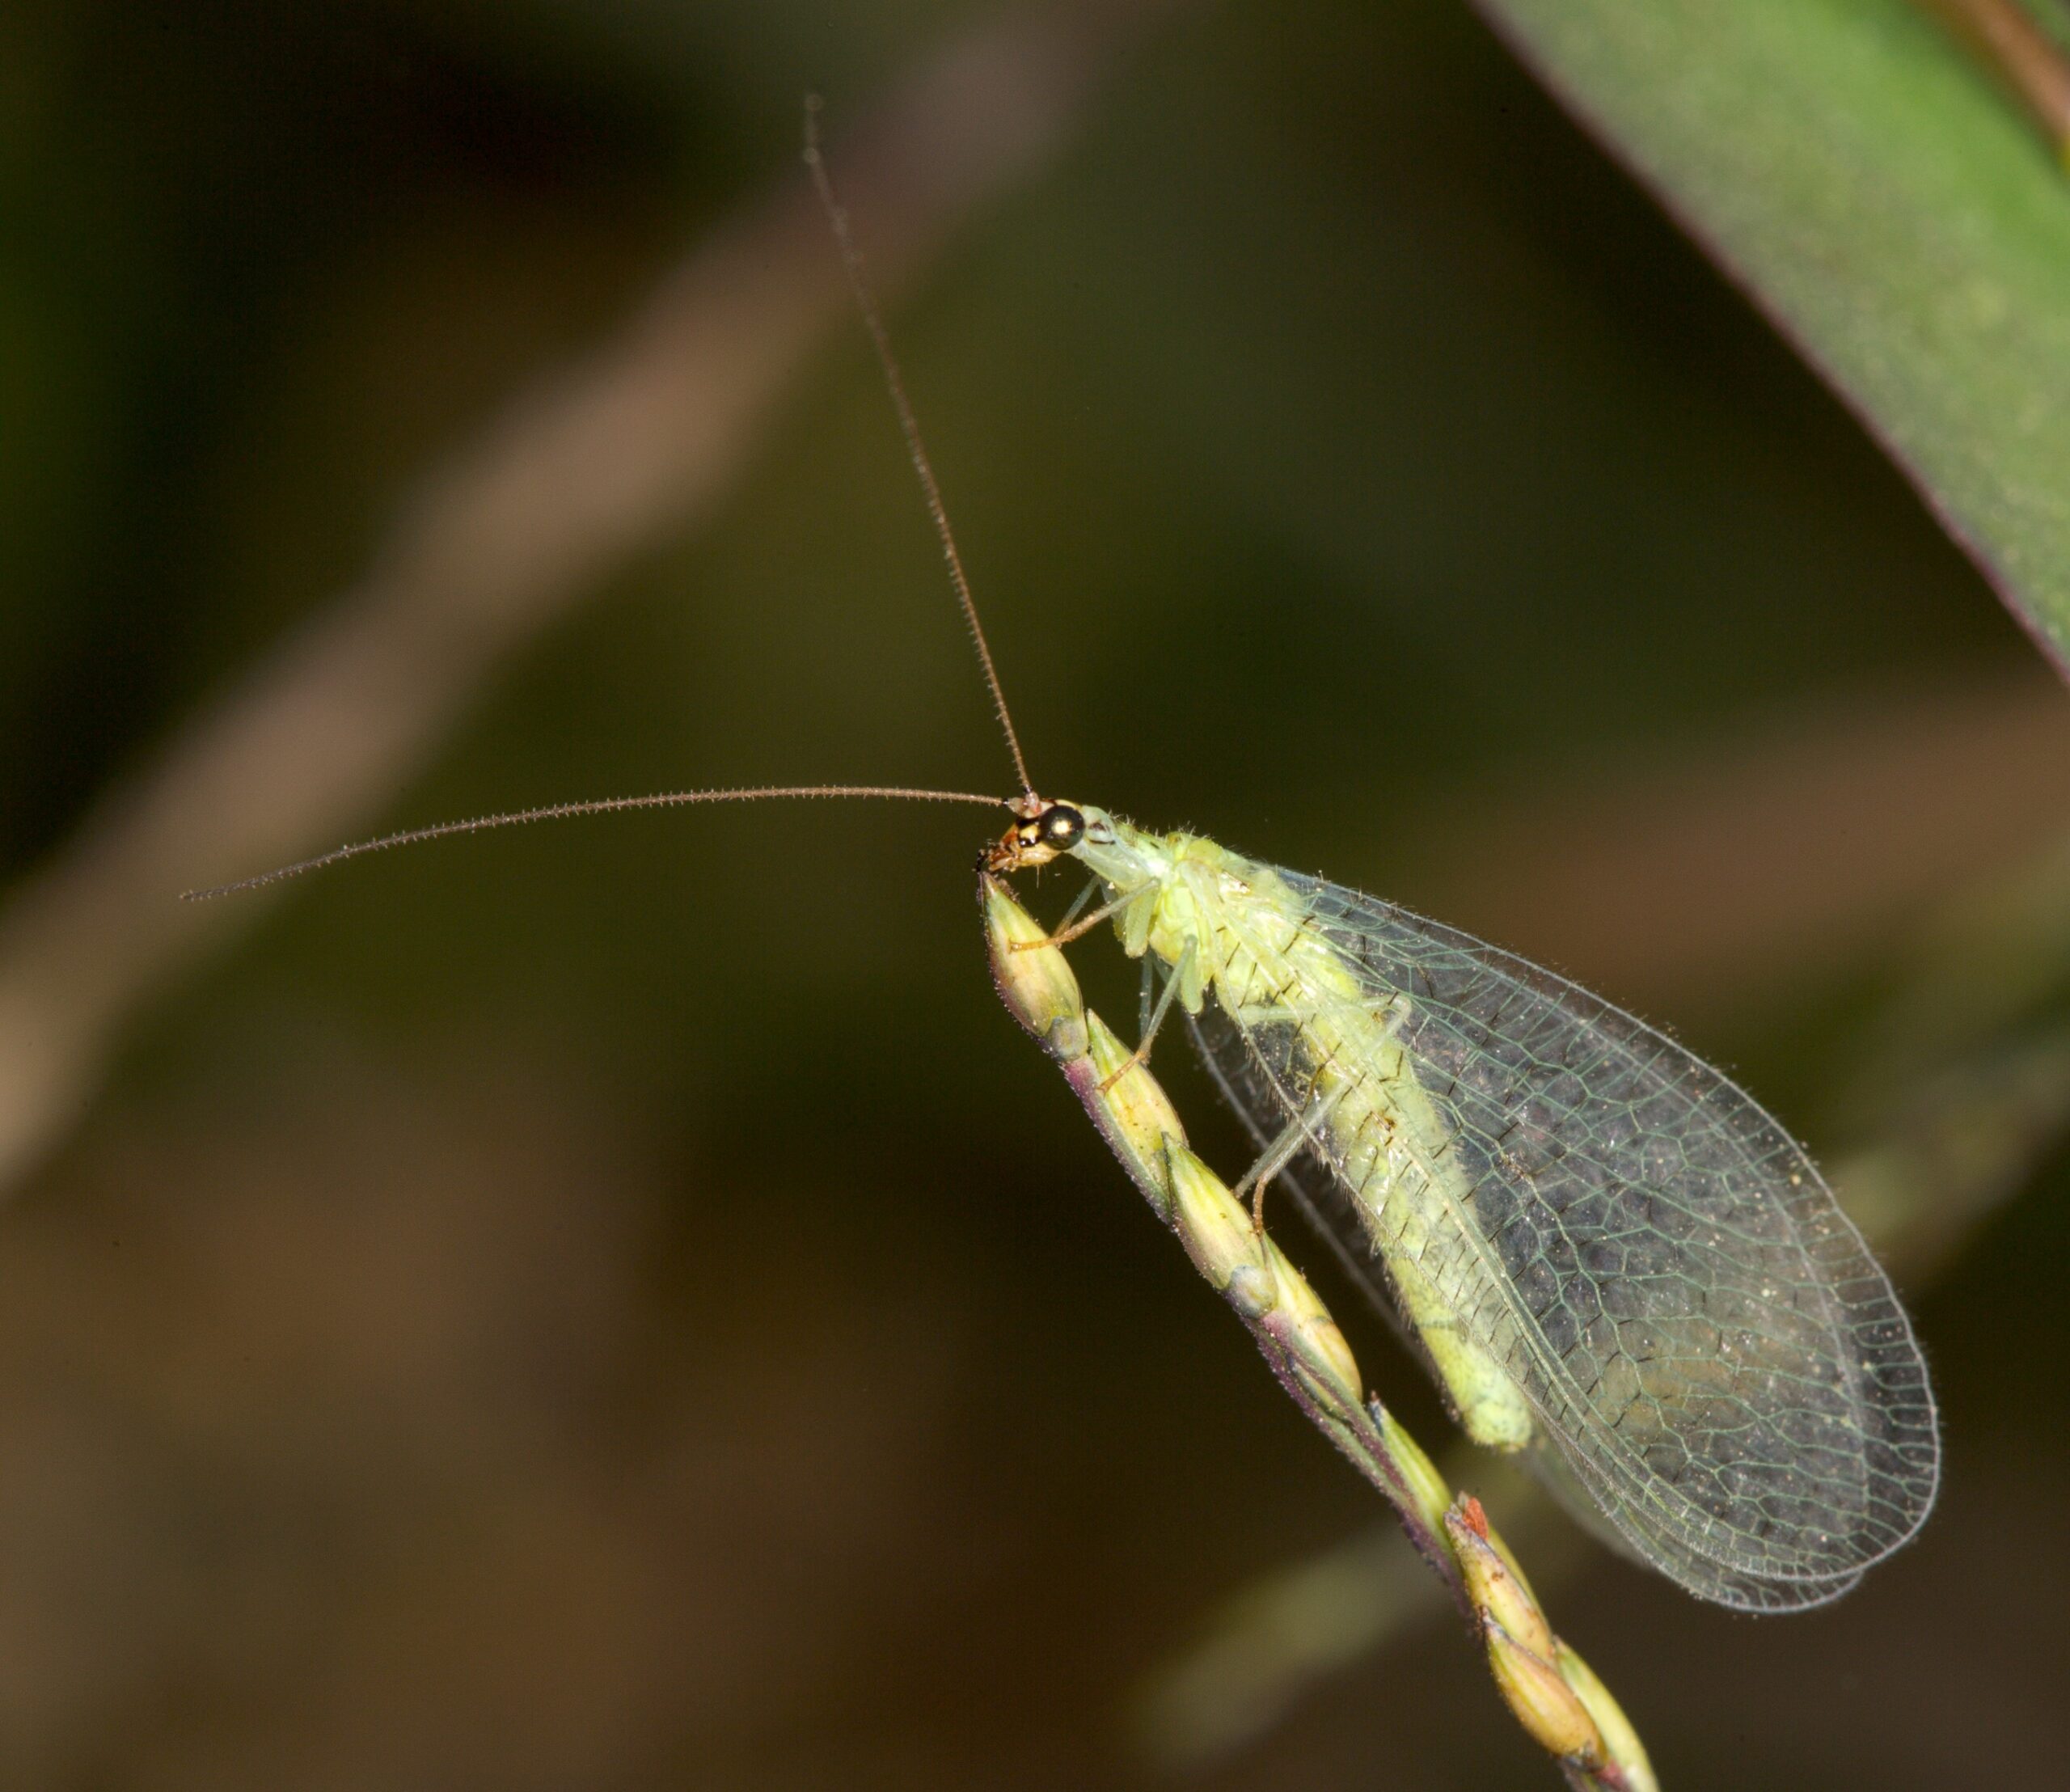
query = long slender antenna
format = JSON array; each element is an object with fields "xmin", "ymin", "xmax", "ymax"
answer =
[
  {"xmin": 183, "ymin": 783, "xmax": 1006, "ymax": 901},
  {"xmin": 193, "ymin": 110, "xmax": 1036, "ymax": 906},
  {"xmin": 803, "ymin": 96, "xmax": 1036, "ymax": 804}
]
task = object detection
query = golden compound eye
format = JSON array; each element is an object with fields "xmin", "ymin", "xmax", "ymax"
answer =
[{"xmin": 1043, "ymin": 805, "xmax": 1084, "ymax": 847}]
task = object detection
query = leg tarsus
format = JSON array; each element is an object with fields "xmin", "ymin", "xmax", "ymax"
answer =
[
  {"xmin": 1232, "ymin": 1084, "xmax": 1349, "ymax": 1233},
  {"xmin": 1097, "ymin": 938, "xmax": 1194, "ymax": 1094},
  {"xmin": 1007, "ymin": 880, "xmax": 1155, "ymax": 953}
]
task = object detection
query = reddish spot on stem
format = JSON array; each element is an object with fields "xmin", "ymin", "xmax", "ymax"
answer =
[{"xmin": 1457, "ymin": 1494, "xmax": 1489, "ymax": 1540}]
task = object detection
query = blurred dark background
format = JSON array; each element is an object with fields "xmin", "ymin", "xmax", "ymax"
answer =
[{"xmin": 3, "ymin": 1, "xmax": 2066, "ymax": 1786}]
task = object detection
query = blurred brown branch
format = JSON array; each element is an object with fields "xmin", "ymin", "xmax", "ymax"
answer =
[
  {"xmin": 1415, "ymin": 666, "xmax": 2070, "ymax": 1015},
  {"xmin": 0, "ymin": 0, "xmax": 1181, "ymax": 1196},
  {"xmin": 1916, "ymin": 0, "xmax": 2070, "ymax": 162}
]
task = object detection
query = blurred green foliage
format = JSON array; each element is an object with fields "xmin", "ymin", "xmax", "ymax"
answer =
[
  {"xmin": 1482, "ymin": 0, "xmax": 2070, "ymax": 666},
  {"xmin": 2, "ymin": 2, "xmax": 2065, "ymax": 1788}
]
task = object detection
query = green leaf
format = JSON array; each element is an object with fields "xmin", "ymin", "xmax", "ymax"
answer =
[{"xmin": 1473, "ymin": 0, "xmax": 2070, "ymax": 674}]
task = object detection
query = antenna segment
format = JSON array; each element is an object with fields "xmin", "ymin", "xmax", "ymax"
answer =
[
  {"xmin": 191, "ymin": 108, "xmax": 1036, "ymax": 903},
  {"xmin": 183, "ymin": 783, "xmax": 1006, "ymax": 901},
  {"xmin": 804, "ymin": 96, "xmax": 1036, "ymax": 802}
]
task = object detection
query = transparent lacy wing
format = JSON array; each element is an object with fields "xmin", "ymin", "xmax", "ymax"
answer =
[
  {"xmin": 1186, "ymin": 1004, "xmax": 1863, "ymax": 1612},
  {"xmin": 1184, "ymin": 871, "xmax": 1939, "ymax": 1611}
]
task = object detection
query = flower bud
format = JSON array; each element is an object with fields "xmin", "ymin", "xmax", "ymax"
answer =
[
  {"xmin": 1084, "ymin": 1012, "xmax": 1188, "ymax": 1167},
  {"xmin": 1264, "ymin": 1242, "xmax": 1362, "ymax": 1410},
  {"xmin": 1556, "ymin": 1642, "xmax": 1658, "ymax": 1792},
  {"xmin": 1482, "ymin": 1615, "xmax": 1604, "ymax": 1768},
  {"xmin": 1168, "ymin": 1143, "xmax": 1269, "ymax": 1303},
  {"xmin": 982, "ymin": 876, "xmax": 1086, "ymax": 1061},
  {"xmin": 1447, "ymin": 1496, "xmax": 1554, "ymax": 1661}
]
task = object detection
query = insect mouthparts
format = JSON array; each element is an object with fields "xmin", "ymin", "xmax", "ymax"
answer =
[{"xmin": 984, "ymin": 797, "xmax": 1086, "ymax": 874}]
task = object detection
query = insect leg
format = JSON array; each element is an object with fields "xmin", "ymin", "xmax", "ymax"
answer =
[
  {"xmin": 1371, "ymin": 991, "xmax": 1412, "ymax": 1042},
  {"xmin": 1232, "ymin": 1082, "xmax": 1348, "ymax": 1232},
  {"xmin": 1054, "ymin": 875, "xmax": 1104, "ymax": 940},
  {"xmin": 1015, "ymin": 879, "xmax": 1155, "ymax": 950},
  {"xmin": 1096, "ymin": 938, "xmax": 1194, "ymax": 1095}
]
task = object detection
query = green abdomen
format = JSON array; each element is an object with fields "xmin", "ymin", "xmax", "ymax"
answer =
[{"xmin": 1189, "ymin": 869, "xmax": 1537, "ymax": 1452}]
